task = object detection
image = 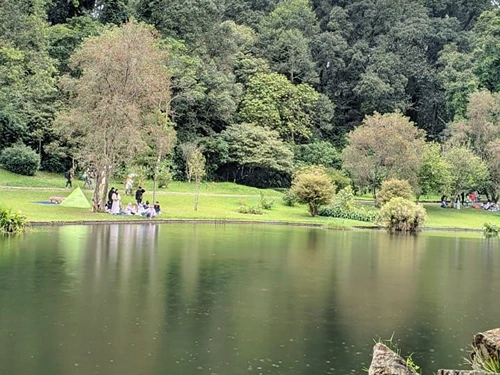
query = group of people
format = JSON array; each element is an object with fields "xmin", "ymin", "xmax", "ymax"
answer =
[
  {"xmin": 106, "ymin": 186, "xmax": 162, "ymax": 219},
  {"xmin": 64, "ymin": 168, "xmax": 94, "ymax": 189},
  {"xmin": 440, "ymin": 191, "xmax": 499, "ymax": 211}
]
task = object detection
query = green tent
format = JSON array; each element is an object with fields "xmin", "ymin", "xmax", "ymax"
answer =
[{"xmin": 60, "ymin": 187, "xmax": 91, "ymax": 209}]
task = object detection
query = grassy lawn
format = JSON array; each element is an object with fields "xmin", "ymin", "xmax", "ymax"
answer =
[
  {"xmin": 0, "ymin": 185, "xmax": 368, "ymax": 228},
  {"xmin": 423, "ymin": 204, "xmax": 500, "ymax": 229},
  {"xmin": 1, "ymin": 168, "xmax": 499, "ymax": 230}
]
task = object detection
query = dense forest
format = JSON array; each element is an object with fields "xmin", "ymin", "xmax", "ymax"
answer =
[{"xmin": 1, "ymin": 0, "xmax": 500, "ymax": 200}]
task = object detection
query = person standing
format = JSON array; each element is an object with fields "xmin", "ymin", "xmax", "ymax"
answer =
[
  {"xmin": 65, "ymin": 169, "xmax": 73, "ymax": 188},
  {"xmin": 107, "ymin": 187, "xmax": 115, "ymax": 210},
  {"xmin": 111, "ymin": 189, "xmax": 121, "ymax": 214},
  {"xmin": 135, "ymin": 187, "xmax": 145, "ymax": 205}
]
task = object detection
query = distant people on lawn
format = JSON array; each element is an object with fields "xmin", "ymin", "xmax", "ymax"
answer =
[
  {"xmin": 124, "ymin": 177, "xmax": 134, "ymax": 196},
  {"xmin": 65, "ymin": 169, "xmax": 73, "ymax": 188},
  {"xmin": 111, "ymin": 189, "xmax": 121, "ymax": 215},
  {"xmin": 82, "ymin": 169, "xmax": 93, "ymax": 189},
  {"xmin": 107, "ymin": 187, "xmax": 115, "ymax": 210},
  {"xmin": 135, "ymin": 187, "xmax": 145, "ymax": 205}
]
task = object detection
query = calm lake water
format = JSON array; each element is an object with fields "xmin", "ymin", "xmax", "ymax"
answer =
[{"xmin": 0, "ymin": 224, "xmax": 498, "ymax": 375}]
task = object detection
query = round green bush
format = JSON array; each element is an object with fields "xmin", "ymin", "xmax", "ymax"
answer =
[
  {"xmin": 0, "ymin": 144, "xmax": 41, "ymax": 176},
  {"xmin": 379, "ymin": 197, "xmax": 426, "ymax": 233},
  {"xmin": 376, "ymin": 178, "xmax": 413, "ymax": 208}
]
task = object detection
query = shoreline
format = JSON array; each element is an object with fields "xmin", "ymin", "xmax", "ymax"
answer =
[{"xmin": 26, "ymin": 218, "xmax": 484, "ymax": 232}]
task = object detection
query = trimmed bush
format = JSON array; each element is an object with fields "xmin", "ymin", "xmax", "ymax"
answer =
[
  {"xmin": 0, "ymin": 144, "xmax": 40, "ymax": 176},
  {"xmin": 291, "ymin": 166, "xmax": 335, "ymax": 217},
  {"xmin": 379, "ymin": 197, "xmax": 426, "ymax": 233},
  {"xmin": 376, "ymin": 178, "xmax": 413, "ymax": 208}
]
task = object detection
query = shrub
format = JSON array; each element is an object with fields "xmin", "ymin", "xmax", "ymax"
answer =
[
  {"xmin": 326, "ymin": 169, "xmax": 351, "ymax": 192},
  {"xmin": 379, "ymin": 197, "xmax": 426, "ymax": 233},
  {"xmin": 0, "ymin": 207, "xmax": 28, "ymax": 234},
  {"xmin": 483, "ymin": 222, "xmax": 499, "ymax": 238},
  {"xmin": 238, "ymin": 204, "xmax": 263, "ymax": 215},
  {"xmin": 318, "ymin": 187, "xmax": 379, "ymax": 222},
  {"xmin": 376, "ymin": 178, "xmax": 413, "ymax": 208},
  {"xmin": 318, "ymin": 205, "xmax": 379, "ymax": 222},
  {"xmin": 0, "ymin": 144, "xmax": 40, "ymax": 176},
  {"xmin": 291, "ymin": 166, "xmax": 335, "ymax": 217},
  {"xmin": 282, "ymin": 189, "xmax": 298, "ymax": 207},
  {"xmin": 259, "ymin": 192, "xmax": 275, "ymax": 210}
]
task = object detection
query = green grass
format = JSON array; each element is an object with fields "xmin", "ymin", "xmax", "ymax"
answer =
[
  {"xmin": 0, "ymin": 188, "xmax": 369, "ymax": 227},
  {"xmin": 1, "ymin": 168, "xmax": 499, "ymax": 230},
  {"xmin": 423, "ymin": 204, "xmax": 500, "ymax": 229}
]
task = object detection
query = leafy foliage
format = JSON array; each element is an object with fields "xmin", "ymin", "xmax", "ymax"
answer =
[
  {"xmin": 0, "ymin": 206, "xmax": 28, "ymax": 234},
  {"xmin": 417, "ymin": 142, "xmax": 452, "ymax": 199},
  {"xmin": 291, "ymin": 166, "xmax": 335, "ymax": 217},
  {"xmin": 483, "ymin": 222, "xmax": 500, "ymax": 238},
  {"xmin": 282, "ymin": 189, "xmax": 298, "ymax": 207},
  {"xmin": 0, "ymin": 144, "xmax": 40, "ymax": 176},
  {"xmin": 220, "ymin": 123, "xmax": 293, "ymax": 185},
  {"xmin": 379, "ymin": 197, "xmax": 427, "ymax": 233},
  {"xmin": 318, "ymin": 186, "xmax": 379, "ymax": 223},
  {"xmin": 376, "ymin": 179, "xmax": 413, "ymax": 208},
  {"xmin": 342, "ymin": 112, "xmax": 426, "ymax": 195}
]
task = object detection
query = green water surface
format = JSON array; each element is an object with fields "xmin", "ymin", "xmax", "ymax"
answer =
[{"xmin": 0, "ymin": 224, "xmax": 498, "ymax": 375}]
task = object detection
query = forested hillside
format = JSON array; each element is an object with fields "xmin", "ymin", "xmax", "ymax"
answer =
[{"xmin": 1, "ymin": 0, "xmax": 499, "ymax": 198}]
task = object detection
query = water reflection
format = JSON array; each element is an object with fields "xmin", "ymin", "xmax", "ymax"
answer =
[{"xmin": 0, "ymin": 225, "xmax": 498, "ymax": 375}]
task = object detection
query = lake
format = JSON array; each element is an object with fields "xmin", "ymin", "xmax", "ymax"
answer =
[{"xmin": 0, "ymin": 224, "xmax": 498, "ymax": 375}]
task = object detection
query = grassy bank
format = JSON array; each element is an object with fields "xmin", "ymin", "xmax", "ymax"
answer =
[{"xmin": 0, "ymin": 168, "xmax": 499, "ymax": 230}]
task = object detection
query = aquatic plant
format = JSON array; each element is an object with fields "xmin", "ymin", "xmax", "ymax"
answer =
[
  {"xmin": 466, "ymin": 345, "xmax": 500, "ymax": 373},
  {"xmin": 0, "ymin": 206, "xmax": 28, "ymax": 234},
  {"xmin": 483, "ymin": 222, "xmax": 499, "ymax": 238}
]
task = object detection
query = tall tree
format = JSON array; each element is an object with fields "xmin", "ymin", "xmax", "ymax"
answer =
[
  {"xmin": 446, "ymin": 90, "xmax": 500, "ymax": 200},
  {"xmin": 257, "ymin": 0, "xmax": 319, "ymax": 84},
  {"xmin": 57, "ymin": 21, "xmax": 173, "ymax": 211},
  {"xmin": 342, "ymin": 112, "xmax": 426, "ymax": 196},
  {"xmin": 238, "ymin": 72, "xmax": 333, "ymax": 142},
  {"xmin": 0, "ymin": 0, "xmax": 58, "ymax": 156}
]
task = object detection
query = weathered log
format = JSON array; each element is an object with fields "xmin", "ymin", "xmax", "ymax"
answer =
[
  {"xmin": 437, "ymin": 371, "xmax": 497, "ymax": 375},
  {"xmin": 368, "ymin": 343, "xmax": 420, "ymax": 375}
]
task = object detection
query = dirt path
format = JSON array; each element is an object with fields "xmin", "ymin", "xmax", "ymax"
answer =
[{"xmin": 0, "ymin": 185, "xmax": 269, "ymax": 198}]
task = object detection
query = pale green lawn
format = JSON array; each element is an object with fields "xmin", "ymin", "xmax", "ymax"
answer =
[
  {"xmin": 0, "ymin": 188, "xmax": 368, "ymax": 228},
  {"xmin": 1, "ymin": 168, "xmax": 498, "ymax": 230},
  {"xmin": 423, "ymin": 204, "xmax": 500, "ymax": 229}
]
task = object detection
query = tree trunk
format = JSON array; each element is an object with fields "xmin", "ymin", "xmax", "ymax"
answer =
[{"xmin": 194, "ymin": 180, "xmax": 200, "ymax": 211}]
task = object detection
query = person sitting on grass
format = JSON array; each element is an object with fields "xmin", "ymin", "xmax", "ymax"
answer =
[
  {"xmin": 154, "ymin": 201, "xmax": 161, "ymax": 215},
  {"xmin": 440, "ymin": 195, "xmax": 447, "ymax": 208},
  {"xmin": 145, "ymin": 204, "xmax": 156, "ymax": 219}
]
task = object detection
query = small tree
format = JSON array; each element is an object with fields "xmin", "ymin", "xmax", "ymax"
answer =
[
  {"xmin": 291, "ymin": 166, "xmax": 335, "ymax": 217},
  {"xmin": 376, "ymin": 179, "xmax": 413, "ymax": 208},
  {"xmin": 379, "ymin": 197, "xmax": 427, "ymax": 233},
  {"xmin": 183, "ymin": 145, "xmax": 206, "ymax": 211},
  {"xmin": 417, "ymin": 142, "xmax": 452, "ymax": 201}
]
